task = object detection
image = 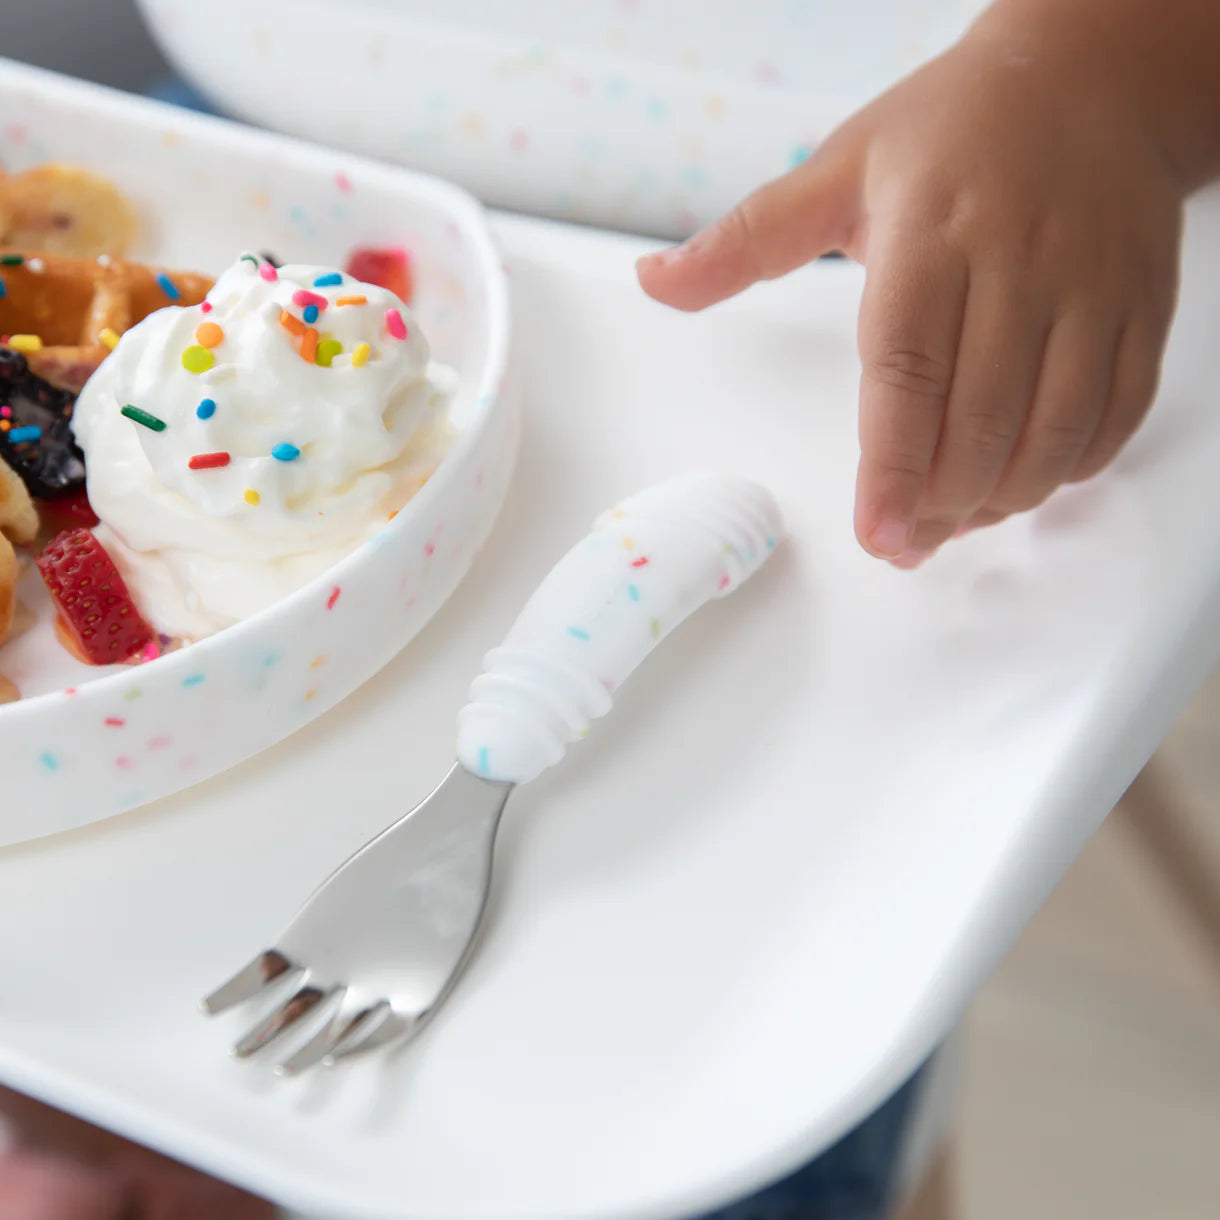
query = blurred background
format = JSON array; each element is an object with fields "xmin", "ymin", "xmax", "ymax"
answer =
[{"xmin": 4, "ymin": 2, "xmax": 1220, "ymax": 1217}]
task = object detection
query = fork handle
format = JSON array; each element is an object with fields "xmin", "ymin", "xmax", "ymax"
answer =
[{"xmin": 455, "ymin": 472, "xmax": 782, "ymax": 784}]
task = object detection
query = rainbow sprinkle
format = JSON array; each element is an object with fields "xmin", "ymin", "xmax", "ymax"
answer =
[
  {"xmin": 188, "ymin": 451, "xmax": 230, "ymax": 470},
  {"xmin": 0, "ymin": 279, "xmax": 6, "ymax": 300},
  {"xmin": 200, "ymin": 300, "xmax": 213, "ymax": 314},
  {"xmin": 291, "ymin": 290, "xmax": 328, "ymax": 310},
  {"xmin": 303, "ymin": 304, "xmax": 319, "ymax": 324},
  {"xmin": 384, "ymin": 308, "xmax": 407, "ymax": 340},
  {"xmin": 335, "ymin": 294, "xmax": 367, "ymax": 307},
  {"xmin": 351, "ymin": 342, "xmax": 371, "ymax": 367},
  {"xmin": 271, "ymin": 442, "xmax": 300, "ymax": 461},
  {"xmin": 121, "ymin": 404, "xmax": 167, "ymax": 432},
  {"xmin": 196, "ymin": 397, "xmax": 216, "ymax": 419},
  {"xmin": 279, "ymin": 310, "xmax": 305, "ymax": 336},
  {"xmin": 8, "ymin": 334, "xmax": 42, "ymax": 353},
  {"xmin": 0, "ymin": 406, "xmax": 10, "ymax": 418},
  {"xmin": 240, "ymin": 254, "xmax": 260, "ymax": 267},
  {"xmin": 300, "ymin": 328, "xmax": 319, "ymax": 363},
  {"xmin": 315, "ymin": 337, "xmax": 342, "ymax": 367},
  {"xmin": 314, "ymin": 272, "xmax": 342, "ymax": 287},
  {"xmin": 195, "ymin": 321, "xmax": 224, "ymax": 348},
  {"xmin": 156, "ymin": 273, "xmax": 180, "ymax": 300},
  {"xmin": 0, "ymin": 254, "xmax": 23, "ymax": 266},
  {"xmin": 8, "ymin": 425, "xmax": 40, "ymax": 443},
  {"xmin": 243, "ymin": 488, "xmax": 260, "ymax": 505},
  {"xmin": 181, "ymin": 345, "xmax": 214, "ymax": 373},
  {"xmin": 99, "ymin": 326, "xmax": 120, "ymax": 350},
  {"xmin": 259, "ymin": 263, "xmax": 278, "ymax": 282}
]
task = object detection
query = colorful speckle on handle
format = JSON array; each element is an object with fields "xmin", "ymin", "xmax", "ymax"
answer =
[
  {"xmin": 104, "ymin": 716, "xmax": 125, "ymax": 727},
  {"xmin": 327, "ymin": 586, "xmax": 341, "ymax": 610},
  {"xmin": 39, "ymin": 751, "xmax": 58, "ymax": 772},
  {"xmin": 631, "ymin": 556, "xmax": 649, "ymax": 568},
  {"xmin": 627, "ymin": 584, "xmax": 640, "ymax": 601},
  {"xmin": 567, "ymin": 626, "xmax": 590, "ymax": 641},
  {"xmin": 181, "ymin": 674, "xmax": 205, "ymax": 688}
]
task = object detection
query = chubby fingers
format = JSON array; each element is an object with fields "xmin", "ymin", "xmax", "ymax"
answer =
[
  {"xmin": 636, "ymin": 138, "xmax": 862, "ymax": 311},
  {"xmin": 852, "ymin": 222, "xmax": 969, "ymax": 558}
]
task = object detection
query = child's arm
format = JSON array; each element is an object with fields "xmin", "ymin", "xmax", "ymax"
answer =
[{"xmin": 638, "ymin": 0, "xmax": 1220, "ymax": 565}]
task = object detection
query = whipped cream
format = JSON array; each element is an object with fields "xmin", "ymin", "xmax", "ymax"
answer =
[{"xmin": 72, "ymin": 255, "xmax": 455, "ymax": 639}]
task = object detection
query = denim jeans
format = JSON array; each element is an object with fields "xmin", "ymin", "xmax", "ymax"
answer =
[{"xmin": 692, "ymin": 1062, "xmax": 929, "ymax": 1220}]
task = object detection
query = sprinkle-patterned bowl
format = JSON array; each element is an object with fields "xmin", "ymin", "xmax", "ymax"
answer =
[
  {"xmin": 0, "ymin": 59, "xmax": 517, "ymax": 845},
  {"xmin": 136, "ymin": 0, "xmax": 985, "ymax": 238}
]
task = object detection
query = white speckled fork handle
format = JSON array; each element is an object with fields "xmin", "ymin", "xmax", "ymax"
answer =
[{"xmin": 456, "ymin": 472, "xmax": 783, "ymax": 784}]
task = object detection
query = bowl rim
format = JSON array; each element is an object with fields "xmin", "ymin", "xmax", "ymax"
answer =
[{"xmin": 0, "ymin": 58, "xmax": 512, "ymax": 717}]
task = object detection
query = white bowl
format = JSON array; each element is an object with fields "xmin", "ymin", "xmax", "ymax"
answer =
[
  {"xmin": 136, "ymin": 0, "xmax": 984, "ymax": 238},
  {"xmin": 0, "ymin": 59, "xmax": 517, "ymax": 844}
]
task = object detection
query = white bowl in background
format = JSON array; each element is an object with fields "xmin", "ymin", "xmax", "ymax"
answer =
[
  {"xmin": 0, "ymin": 58, "xmax": 517, "ymax": 844},
  {"xmin": 136, "ymin": 0, "xmax": 985, "ymax": 238}
]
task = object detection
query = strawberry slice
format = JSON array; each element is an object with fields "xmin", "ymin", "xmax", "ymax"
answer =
[
  {"xmin": 36, "ymin": 528, "xmax": 152, "ymax": 665},
  {"xmin": 36, "ymin": 487, "xmax": 99, "ymax": 536},
  {"xmin": 344, "ymin": 246, "xmax": 413, "ymax": 304}
]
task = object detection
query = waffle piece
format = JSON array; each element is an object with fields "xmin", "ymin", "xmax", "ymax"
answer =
[
  {"xmin": 0, "ymin": 457, "xmax": 38, "ymax": 545},
  {"xmin": 0, "ymin": 249, "xmax": 213, "ymax": 392},
  {"xmin": 0, "ymin": 531, "xmax": 15, "ymax": 647},
  {"xmin": 0, "ymin": 164, "xmax": 137, "ymax": 258}
]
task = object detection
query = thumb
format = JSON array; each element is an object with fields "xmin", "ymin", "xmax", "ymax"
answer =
[{"xmin": 636, "ymin": 136, "xmax": 864, "ymax": 312}]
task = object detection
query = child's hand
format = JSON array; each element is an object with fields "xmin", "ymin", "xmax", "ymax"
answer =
[{"xmin": 638, "ymin": 0, "xmax": 1209, "ymax": 565}]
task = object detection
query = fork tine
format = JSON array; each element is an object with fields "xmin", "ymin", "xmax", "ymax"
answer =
[
  {"xmin": 327, "ymin": 1006, "xmax": 410, "ymax": 1064},
  {"xmin": 231, "ymin": 984, "xmax": 328, "ymax": 1058},
  {"xmin": 274, "ymin": 993, "xmax": 384, "ymax": 1076},
  {"xmin": 201, "ymin": 949, "xmax": 296, "ymax": 1015}
]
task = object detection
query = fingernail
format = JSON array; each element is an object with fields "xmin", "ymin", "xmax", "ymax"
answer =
[
  {"xmin": 891, "ymin": 548, "xmax": 934, "ymax": 570},
  {"xmin": 638, "ymin": 241, "xmax": 691, "ymax": 271},
  {"xmin": 869, "ymin": 519, "xmax": 910, "ymax": 558}
]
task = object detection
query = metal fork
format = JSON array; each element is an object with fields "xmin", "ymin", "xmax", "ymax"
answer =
[{"xmin": 203, "ymin": 473, "xmax": 782, "ymax": 1072}]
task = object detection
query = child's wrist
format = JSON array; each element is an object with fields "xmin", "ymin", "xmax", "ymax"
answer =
[{"xmin": 969, "ymin": 0, "xmax": 1220, "ymax": 194}]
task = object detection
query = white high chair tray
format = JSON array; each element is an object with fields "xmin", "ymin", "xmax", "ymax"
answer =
[{"xmin": 3, "ymin": 173, "xmax": 1220, "ymax": 1218}]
